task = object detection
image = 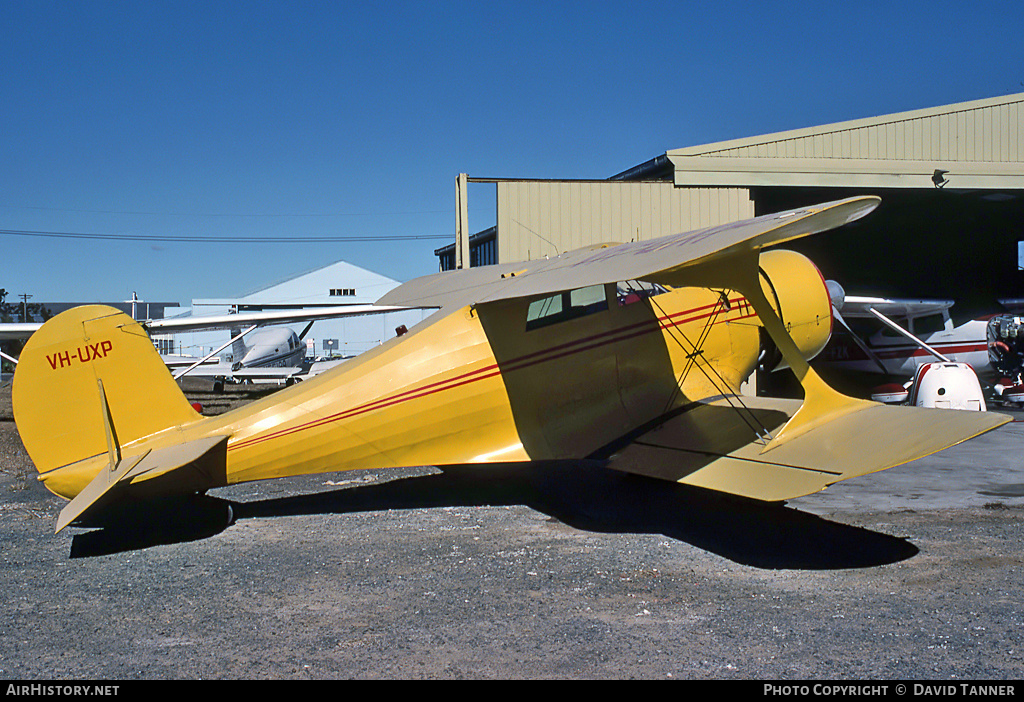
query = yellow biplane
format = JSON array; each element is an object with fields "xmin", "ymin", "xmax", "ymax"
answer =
[{"xmin": 11, "ymin": 196, "xmax": 1010, "ymax": 534}]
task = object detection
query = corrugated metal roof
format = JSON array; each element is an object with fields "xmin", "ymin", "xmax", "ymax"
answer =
[{"xmin": 666, "ymin": 93, "xmax": 1024, "ymax": 189}]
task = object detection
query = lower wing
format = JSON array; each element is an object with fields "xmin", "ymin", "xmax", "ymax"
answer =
[{"xmin": 600, "ymin": 395, "xmax": 1010, "ymax": 502}]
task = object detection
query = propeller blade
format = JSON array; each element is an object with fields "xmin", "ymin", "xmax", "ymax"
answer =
[{"xmin": 832, "ymin": 305, "xmax": 891, "ymax": 376}]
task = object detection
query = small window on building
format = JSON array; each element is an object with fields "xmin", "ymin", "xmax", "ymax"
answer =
[{"xmin": 526, "ymin": 284, "xmax": 609, "ymax": 331}]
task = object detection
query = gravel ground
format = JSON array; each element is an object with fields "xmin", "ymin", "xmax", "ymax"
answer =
[{"xmin": 1, "ymin": 379, "xmax": 1022, "ymax": 680}]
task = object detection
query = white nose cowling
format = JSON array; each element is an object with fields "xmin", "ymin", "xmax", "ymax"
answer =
[{"xmin": 826, "ymin": 280, "xmax": 846, "ymax": 312}]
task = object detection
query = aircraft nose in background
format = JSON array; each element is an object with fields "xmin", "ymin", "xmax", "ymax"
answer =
[{"xmin": 827, "ymin": 280, "xmax": 846, "ymax": 312}]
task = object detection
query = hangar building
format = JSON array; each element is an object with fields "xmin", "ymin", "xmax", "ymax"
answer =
[{"xmin": 439, "ymin": 92, "xmax": 1024, "ymax": 319}]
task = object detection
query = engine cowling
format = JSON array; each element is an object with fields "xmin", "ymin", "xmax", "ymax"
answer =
[{"xmin": 756, "ymin": 249, "xmax": 834, "ymax": 371}]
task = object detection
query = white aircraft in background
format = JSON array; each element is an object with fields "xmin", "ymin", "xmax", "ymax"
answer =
[
  {"xmin": 818, "ymin": 282, "xmax": 1024, "ymax": 410},
  {"xmin": 160, "ymin": 323, "xmax": 317, "ymax": 389},
  {"xmin": 149, "ymin": 304, "xmax": 411, "ymax": 389}
]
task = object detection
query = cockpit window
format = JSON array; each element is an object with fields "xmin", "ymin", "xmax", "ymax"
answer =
[
  {"xmin": 912, "ymin": 313, "xmax": 947, "ymax": 335},
  {"xmin": 879, "ymin": 318, "xmax": 910, "ymax": 338},
  {"xmin": 526, "ymin": 284, "xmax": 609, "ymax": 331}
]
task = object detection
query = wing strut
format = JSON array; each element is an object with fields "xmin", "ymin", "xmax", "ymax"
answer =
[
  {"xmin": 831, "ymin": 306, "xmax": 891, "ymax": 375},
  {"xmin": 867, "ymin": 307, "xmax": 951, "ymax": 363},
  {"xmin": 172, "ymin": 324, "xmax": 258, "ymax": 380}
]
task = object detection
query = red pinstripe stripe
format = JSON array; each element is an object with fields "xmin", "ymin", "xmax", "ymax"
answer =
[
  {"xmin": 229, "ymin": 366, "xmax": 506, "ymax": 450},
  {"xmin": 871, "ymin": 342, "xmax": 987, "ymax": 360},
  {"xmin": 228, "ymin": 298, "xmax": 754, "ymax": 452}
]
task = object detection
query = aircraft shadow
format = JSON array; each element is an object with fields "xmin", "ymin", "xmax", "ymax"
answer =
[
  {"xmin": 68, "ymin": 495, "xmax": 236, "ymax": 559},
  {"xmin": 68, "ymin": 463, "xmax": 918, "ymax": 568},
  {"xmin": 232, "ymin": 463, "xmax": 917, "ymax": 570}
]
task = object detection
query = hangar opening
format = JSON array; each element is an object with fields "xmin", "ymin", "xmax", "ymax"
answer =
[{"xmin": 752, "ymin": 186, "xmax": 1024, "ymax": 321}]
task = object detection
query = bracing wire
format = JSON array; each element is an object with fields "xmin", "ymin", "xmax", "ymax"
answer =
[{"xmin": 650, "ymin": 292, "xmax": 774, "ymax": 445}]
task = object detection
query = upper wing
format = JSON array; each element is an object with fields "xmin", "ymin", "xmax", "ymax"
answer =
[
  {"xmin": 379, "ymin": 196, "xmax": 879, "ymax": 309},
  {"xmin": 837, "ymin": 295, "xmax": 955, "ymax": 320}
]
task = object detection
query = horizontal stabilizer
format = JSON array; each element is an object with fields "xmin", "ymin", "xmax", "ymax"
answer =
[
  {"xmin": 604, "ymin": 397, "xmax": 1010, "ymax": 502},
  {"xmin": 55, "ymin": 435, "xmax": 229, "ymax": 533}
]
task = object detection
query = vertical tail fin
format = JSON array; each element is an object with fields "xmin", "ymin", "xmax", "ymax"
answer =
[
  {"xmin": 12, "ymin": 305, "xmax": 203, "ymax": 497},
  {"xmin": 229, "ymin": 327, "xmax": 247, "ymax": 364}
]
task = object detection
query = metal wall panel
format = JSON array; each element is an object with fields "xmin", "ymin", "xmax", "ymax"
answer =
[
  {"xmin": 667, "ymin": 94, "xmax": 1024, "ymax": 189},
  {"xmin": 495, "ymin": 181, "xmax": 753, "ymax": 264},
  {"xmin": 699, "ymin": 97, "xmax": 1022, "ymax": 164}
]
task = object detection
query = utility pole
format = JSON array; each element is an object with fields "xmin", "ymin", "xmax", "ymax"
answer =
[
  {"xmin": 19, "ymin": 294, "xmax": 32, "ymax": 323},
  {"xmin": 455, "ymin": 173, "xmax": 470, "ymax": 269}
]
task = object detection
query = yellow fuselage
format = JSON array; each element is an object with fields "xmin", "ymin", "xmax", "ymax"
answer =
[{"xmin": 219, "ymin": 283, "xmax": 760, "ymax": 485}]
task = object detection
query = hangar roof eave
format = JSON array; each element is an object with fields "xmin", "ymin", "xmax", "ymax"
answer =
[{"xmin": 663, "ymin": 92, "xmax": 1024, "ymax": 190}]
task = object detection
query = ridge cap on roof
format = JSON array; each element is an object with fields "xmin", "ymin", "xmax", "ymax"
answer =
[{"xmin": 668, "ymin": 92, "xmax": 1024, "ymax": 157}]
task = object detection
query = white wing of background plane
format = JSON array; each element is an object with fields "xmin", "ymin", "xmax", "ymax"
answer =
[
  {"xmin": 836, "ymin": 295, "xmax": 955, "ymax": 320},
  {"xmin": 0, "ymin": 322, "xmax": 43, "ymax": 341},
  {"xmin": 145, "ymin": 304, "xmax": 416, "ymax": 333},
  {"xmin": 3, "ymin": 305, "xmax": 416, "ymax": 341},
  {"xmin": 150, "ymin": 304, "xmax": 421, "ymax": 380}
]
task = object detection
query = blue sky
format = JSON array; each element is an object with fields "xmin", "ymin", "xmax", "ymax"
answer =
[{"xmin": 2, "ymin": 0, "xmax": 1022, "ymax": 306}]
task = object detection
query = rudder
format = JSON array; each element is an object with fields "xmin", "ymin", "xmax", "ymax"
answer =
[{"xmin": 13, "ymin": 305, "xmax": 202, "ymax": 497}]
